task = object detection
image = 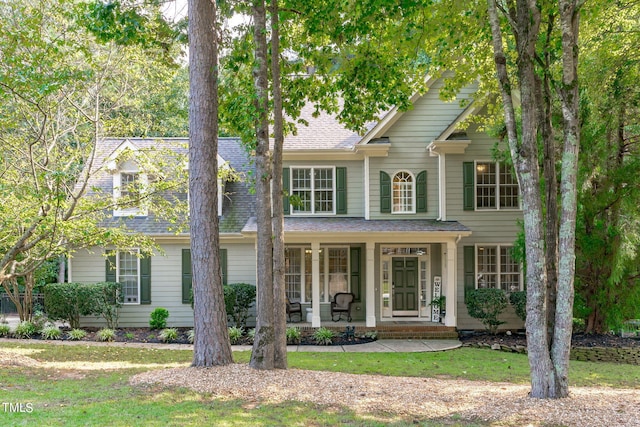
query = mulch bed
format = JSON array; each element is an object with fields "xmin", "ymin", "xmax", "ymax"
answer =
[{"xmin": 459, "ymin": 331, "xmax": 640, "ymax": 349}]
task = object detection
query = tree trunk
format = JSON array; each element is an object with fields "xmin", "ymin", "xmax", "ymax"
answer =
[
  {"xmin": 270, "ymin": 0, "xmax": 288, "ymax": 369},
  {"xmin": 551, "ymin": 0, "xmax": 581, "ymax": 397},
  {"xmin": 249, "ymin": 0, "xmax": 275, "ymax": 370},
  {"xmin": 188, "ymin": 0, "xmax": 233, "ymax": 367}
]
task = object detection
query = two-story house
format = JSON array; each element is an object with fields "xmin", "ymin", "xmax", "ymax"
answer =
[{"xmin": 70, "ymin": 76, "xmax": 524, "ymax": 331}]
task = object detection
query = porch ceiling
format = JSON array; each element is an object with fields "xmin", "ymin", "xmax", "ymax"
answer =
[{"xmin": 242, "ymin": 217, "xmax": 470, "ymax": 237}]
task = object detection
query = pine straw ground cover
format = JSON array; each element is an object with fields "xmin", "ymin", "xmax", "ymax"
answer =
[{"xmin": 1, "ymin": 343, "xmax": 639, "ymax": 426}]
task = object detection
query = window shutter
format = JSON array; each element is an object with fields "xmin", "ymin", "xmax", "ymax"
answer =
[
  {"xmin": 463, "ymin": 246, "xmax": 475, "ymax": 301},
  {"xmin": 181, "ymin": 249, "xmax": 192, "ymax": 304},
  {"xmin": 336, "ymin": 167, "xmax": 347, "ymax": 214},
  {"xmin": 105, "ymin": 253, "xmax": 116, "ymax": 282},
  {"xmin": 220, "ymin": 248, "xmax": 228, "ymax": 286},
  {"xmin": 350, "ymin": 247, "xmax": 361, "ymax": 302},
  {"xmin": 140, "ymin": 254, "xmax": 151, "ymax": 305},
  {"xmin": 380, "ymin": 171, "xmax": 391, "ymax": 213},
  {"xmin": 416, "ymin": 170, "xmax": 427, "ymax": 213},
  {"xmin": 282, "ymin": 167, "xmax": 290, "ymax": 215},
  {"xmin": 463, "ymin": 162, "xmax": 475, "ymax": 211}
]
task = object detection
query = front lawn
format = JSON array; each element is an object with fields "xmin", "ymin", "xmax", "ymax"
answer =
[{"xmin": 1, "ymin": 342, "xmax": 638, "ymax": 426}]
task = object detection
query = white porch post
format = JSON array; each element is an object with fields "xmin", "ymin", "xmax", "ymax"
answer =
[
  {"xmin": 445, "ymin": 240, "xmax": 457, "ymax": 327},
  {"xmin": 365, "ymin": 241, "xmax": 376, "ymax": 327},
  {"xmin": 311, "ymin": 241, "xmax": 321, "ymax": 327}
]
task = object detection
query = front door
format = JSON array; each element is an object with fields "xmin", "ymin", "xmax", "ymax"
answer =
[{"xmin": 392, "ymin": 257, "xmax": 419, "ymax": 316}]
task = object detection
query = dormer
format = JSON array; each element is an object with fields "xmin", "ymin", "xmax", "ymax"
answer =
[{"xmin": 106, "ymin": 140, "xmax": 148, "ymax": 217}]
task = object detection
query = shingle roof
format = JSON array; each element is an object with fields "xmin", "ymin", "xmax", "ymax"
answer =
[
  {"xmin": 90, "ymin": 137, "xmax": 253, "ymax": 235},
  {"xmin": 281, "ymin": 103, "xmax": 380, "ymax": 151},
  {"xmin": 242, "ymin": 217, "xmax": 470, "ymax": 234}
]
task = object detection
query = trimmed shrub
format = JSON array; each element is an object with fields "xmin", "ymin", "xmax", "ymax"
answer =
[
  {"xmin": 509, "ymin": 291, "xmax": 527, "ymax": 322},
  {"xmin": 465, "ymin": 288, "xmax": 508, "ymax": 334},
  {"xmin": 14, "ymin": 321, "xmax": 38, "ymax": 339},
  {"xmin": 149, "ymin": 307, "xmax": 169, "ymax": 330},
  {"xmin": 228, "ymin": 326, "xmax": 244, "ymax": 344},
  {"xmin": 159, "ymin": 328, "xmax": 179, "ymax": 343},
  {"xmin": 44, "ymin": 282, "xmax": 121, "ymax": 329},
  {"xmin": 96, "ymin": 328, "xmax": 116, "ymax": 342},
  {"xmin": 67, "ymin": 329, "xmax": 87, "ymax": 341},
  {"xmin": 223, "ymin": 283, "xmax": 256, "ymax": 329},
  {"xmin": 41, "ymin": 325, "xmax": 62, "ymax": 340},
  {"xmin": 0, "ymin": 324, "xmax": 11, "ymax": 337},
  {"xmin": 286, "ymin": 327, "xmax": 301, "ymax": 345},
  {"xmin": 313, "ymin": 327, "xmax": 335, "ymax": 345}
]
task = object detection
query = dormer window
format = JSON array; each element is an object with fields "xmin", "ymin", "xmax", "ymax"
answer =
[
  {"xmin": 113, "ymin": 164, "xmax": 147, "ymax": 217},
  {"xmin": 120, "ymin": 172, "xmax": 138, "ymax": 199}
]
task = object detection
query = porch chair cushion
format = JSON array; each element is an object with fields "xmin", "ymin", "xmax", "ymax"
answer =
[
  {"xmin": 286, "ymin": 297, "xmax": 302, "ymax": 322},
  {"xmin": 331, "ymin": 292, "xmax": 355, "ymax": 322}
]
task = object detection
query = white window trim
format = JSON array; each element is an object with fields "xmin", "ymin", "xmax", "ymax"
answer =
[
  {"xmin": 474, "ymin": 244, "xmax": 523, "ymax": 291},
  {"xmin": 113, "ymin": 169, "xmax": 149, "ymax": 217},
  {"xmin": 391, "ymin": 170, "xmax": 416, "ymax": 214},
  {"xmin": 289, "ymin": 166, "xmax": 336, "ymax": 216},
  {"xmin": 117, "ymin": 249, "xmax": 141, "ymax": 305},
  {"xmin": 474, "ymin": 160, "xmax": 521, "ymax": 211}
]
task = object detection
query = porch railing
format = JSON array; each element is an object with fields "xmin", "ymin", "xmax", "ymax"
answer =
[{"xmin": 0, "ymin": 293, "xmax": 45, "ymax": 316}]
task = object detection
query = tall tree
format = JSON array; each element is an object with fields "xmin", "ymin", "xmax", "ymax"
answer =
[
  {"xmin": 188, "ymin": 0, "xmax": 233, "ymax": 366},
  {"xmin": 249, "ymin": 0, "xmax": 276, "ymax": 370}
]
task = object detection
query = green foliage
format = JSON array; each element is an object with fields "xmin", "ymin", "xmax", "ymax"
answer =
[
  {"xmin": 465, "ymin": 289, "xmax": 508, "ymax": 334},
  {"xmin": 40, "ymin": 325, "xmax": 62, "ymax": 340},
  {"xmin": 159, "ymin": 328, "xmax": 178, "ymax": 343},
  {"xmin": 14, "ymin": 321, "xmax": 37, "ymax": 339},
  {"xmin": 0, "ymin": 324, "xmax": 11, "ymax": 337},
  {"xmin": 44, "ymin": 282, "xmax": 121, "ymax": 329},
  {"xmin": 363, "ymin": 331, "xmax": 378, "ymax": 340},
  {"xmin": 312, "ymin": 327, "xmax": 335, "ymax": 346},
  {"xmin": 149, "ymin": 307, "xmax": 169, "ymax": 330},
  {"xmin": 96, "ymin": 328, "xmax": 116, "ymax": 342},
  {"xmin": 285, "ymin": 327, "xmax": 301, "ymax": 345},
  {"xmin": 228, "ymin": 326, "xmax": 244, "ymax": 345},
  {"xmin": 187, "ymin": 329, "xmax": 194, "ymax": 344},
  {"xmin": 509, "ymin": 291, "xmax": 527, "ymax": 322},
  {"xmin": 223, "ymin": 283, "xmax": 256, "ymax": 329},
  {"xmin": 67, "ymin": 329, "xmax": 87, "ymax": 341},
  {"xmin": 247, "ymin": 328, "xmax": 256, "ymax": 341}
]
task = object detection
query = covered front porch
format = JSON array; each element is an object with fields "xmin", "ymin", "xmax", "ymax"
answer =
[{"xmin": 244, "ymin": 217, "xmax": 471, "ymax": 329}]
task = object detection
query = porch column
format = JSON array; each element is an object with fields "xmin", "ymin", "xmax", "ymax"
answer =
[
  {"xmin": 365, "ymin": 241, "xmax": 376, "ymax": 327},
  {"xmin": 445, "ymin": 240, "xmax": 457, "ymax": 327},
  {"xmin": 311, "ymin": 241, "xmax": 321, "ymax": 327}
]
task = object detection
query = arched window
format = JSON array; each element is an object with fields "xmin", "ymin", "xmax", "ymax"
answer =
[{"xmin": 392, "ymin": 171, "xmax": 414, "ymax": 213}]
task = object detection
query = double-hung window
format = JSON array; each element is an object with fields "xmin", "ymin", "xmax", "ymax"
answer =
[
  {"xmin": 118, "ymin": 250, "xmax": 140, "ymax": 304},
  {"xmin": 284, "ymin": 246, "xmax": 349, "ymax": 302},
  {"xmin": 291, "ymin": 167, "xmax": 335, "ymax": 214},
  {"xmin": 476, "ymin": 245, "xmax": 521, "ymax": 292},
  {"xmin": 475, "ymin": 162, "xmax": 519, "ymax": 210}
]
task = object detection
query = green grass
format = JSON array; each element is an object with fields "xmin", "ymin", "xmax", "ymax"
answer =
[{"xmin": 1, "ymin": 342, "xmax": 639, "ymax": 426}]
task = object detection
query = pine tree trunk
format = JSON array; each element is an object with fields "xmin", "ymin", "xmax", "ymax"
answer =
[
  {"xmin": 249, "ymin": 0, "xmax": 275, "ymax": 370},
  {"xmin": 270, "ymin": 0, "xmax": 288, "ymax": 370},
  {"xmin": 188, "ymin": 0, "xmax": 233, "ymax": 367}
]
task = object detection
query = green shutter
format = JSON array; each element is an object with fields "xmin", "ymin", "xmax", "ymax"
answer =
[
  {"xmin": 181, "ymin": 249, "xmax": 192, "ymax": 304},
  {"xmin": 416, "ymin": 170, "xmax": 427, "ymax": 213},
  {"xmin": 380, "ymin": 171, "xmax": 391, "ymax": 213},
  {"xmin": 105, "ymin": 253, "xmax": 116, "ymax": 282},
  {"xmin": 350, "ymin": 247, "xmax": 361, "ymax": 302},
  {"xmin": 463, "ymin": 246, "xmax": 476, "ymax": 301},
  {"xmin": 140, "ymin": 254, "xmax": 151, "ymax": 305},
  {"xmin": 282, "ymin": 167, "xmax": 290, "ymax": 215},
  {"xmin": 463, "ymin": 162, "xmax": 475, "ymax": 211},
  {"xmin": 336, "ymin": 167, "xmax": 347, "ymax": 214},
  {"xmin": 220, "ymin": 248, "xmax": 228, "ymax": 286}
]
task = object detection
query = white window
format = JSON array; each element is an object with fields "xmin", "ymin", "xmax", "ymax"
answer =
[
  {"xmin": 476, "ymin": 245, "xmax": 521, "ymax": 292},
  {"xmin": 117, "ymin": 250, "xmax": 140, "ymax": 304},
  {"xmin": 291, "ymin": 167, "xmax": 335, "ymax": 214},
  {"xmin": 475, "ymin": 162, "xmax": 519, "ymax": 210},
  {"xmin": 113, "ymin": 168, "xmax": 147, "ymax": 217},
  {"xmin": 285, "ymin": 246, "xmax": 349, "ymax": 302},
  {"xmin": 392, "ymin": 171, "xmax": 415, "ymax": 213}
]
